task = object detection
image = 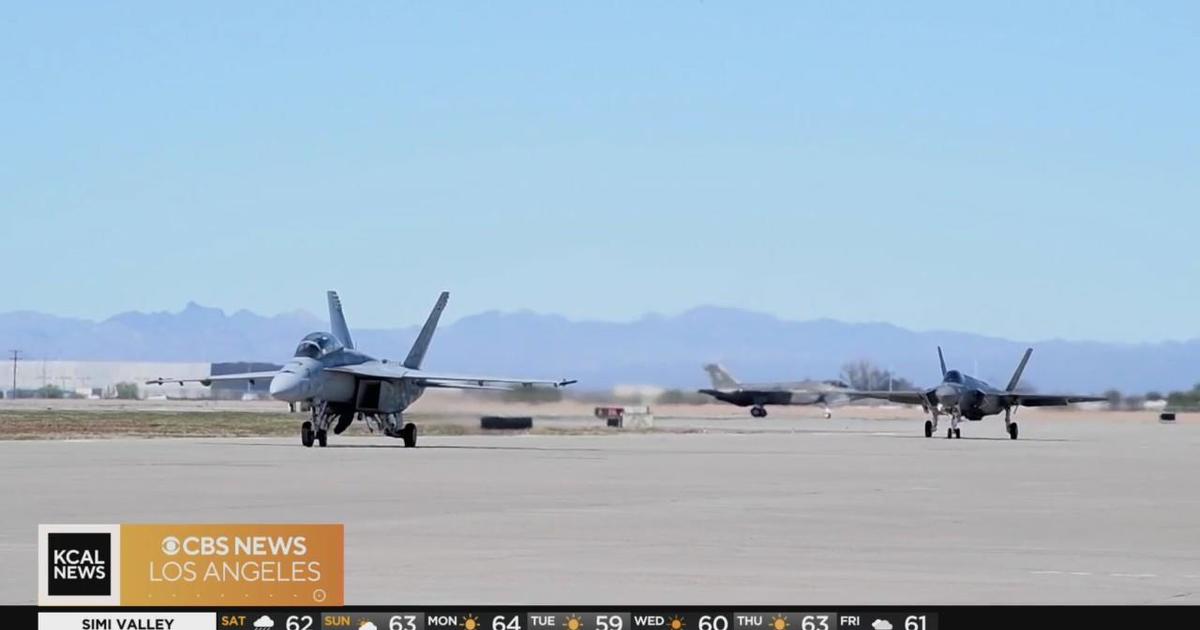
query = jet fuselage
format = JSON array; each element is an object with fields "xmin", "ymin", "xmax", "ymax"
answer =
[{"xmin": 927, "ymin": 370, "xmax": 1009, "ymax": 420}]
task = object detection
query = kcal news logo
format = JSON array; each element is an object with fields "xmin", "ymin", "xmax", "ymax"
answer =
[
  {"xmin": 47, "ymin": 533, "xmax": 110, "ymax": 594},
  {"xmin": 39, "ymin": 524, "xmax": 122, "ymax": 605}
]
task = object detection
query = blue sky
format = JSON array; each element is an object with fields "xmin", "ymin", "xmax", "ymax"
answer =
[{"xmin": 3, "ymin": 2, "xmax": 1197, "ymax": 342}]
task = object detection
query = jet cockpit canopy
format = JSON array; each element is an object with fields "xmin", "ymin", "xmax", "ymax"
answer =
[{"xmin": 293, "ymin": 331, "xmax": 344, "ymax": 359}]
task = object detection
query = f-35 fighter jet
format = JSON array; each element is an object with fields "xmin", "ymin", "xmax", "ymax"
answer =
[
  {"xmin": 850, "ymin": 347, "xmax": 1104, "ymax": 439},
  {"xmin": 698, "ymin": 363, "xmax": 853, "ymax": 418}
]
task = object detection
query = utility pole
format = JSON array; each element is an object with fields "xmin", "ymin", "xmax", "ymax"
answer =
[{"xmin": 9, "ymin": 350, "xmax": 21, "ymax": 401}]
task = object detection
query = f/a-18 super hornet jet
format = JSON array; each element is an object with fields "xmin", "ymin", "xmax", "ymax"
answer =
[
  {"xmin": 148, "ymin": 291, "xmax": 575, "ymax": 448},
  {"xmin": 850, "ymin": 347, "xmax": 1105, "ymax": 440},
  {"xmin": 697, "ymin": 363, "xmax": 853, "ymax": 418}
]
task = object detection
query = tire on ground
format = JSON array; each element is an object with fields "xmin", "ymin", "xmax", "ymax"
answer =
[{"xmin": 480, "ymin": 416, "xmax": 534, "ymax": 430}]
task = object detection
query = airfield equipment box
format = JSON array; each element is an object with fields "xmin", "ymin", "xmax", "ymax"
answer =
[{"xmin": 594, "ymin": 406, "xmax": 654, "ymax": 429}]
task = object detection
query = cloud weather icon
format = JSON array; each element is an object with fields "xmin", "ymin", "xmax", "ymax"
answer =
[
  {"xmin": 253, "ymin": 616, "xmax": 276, "ymax": 629},
  {"xmin": 871, "ymin": 621, "xmax": 893, "ymax": 630},
  {"xmin": 358, "ymin": 623, "xmax": 378, "ymax": 630}
]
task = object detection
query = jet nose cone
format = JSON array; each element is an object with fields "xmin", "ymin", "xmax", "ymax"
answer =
[{"xmin": 269, "ymin": 372, "xmax": 304, "ymax": 401}]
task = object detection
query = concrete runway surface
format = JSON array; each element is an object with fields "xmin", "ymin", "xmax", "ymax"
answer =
[{"xmin": 2, "ymin": 415, "xmax": 1198, "ymax": 605}]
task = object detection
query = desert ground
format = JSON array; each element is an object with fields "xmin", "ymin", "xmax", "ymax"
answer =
[{"xmin": 1, "ymin": 396, "xmax": 1196, "ymax": 605}]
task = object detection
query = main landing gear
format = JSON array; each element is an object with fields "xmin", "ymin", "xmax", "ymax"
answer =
[
  {"xmin": 924, "ymin": 412, "xmax": 940, "ymax": 438},
  {"xmin": 823, "ymin": 406, "xmax": 832, "ymax": 419},
  {"xmin": 382, "ymin": 415, "xmax": 418, "ymax": 448},
  {"xmin": 750, "ymin": 405, "xmax": 768, "ymax": 418},
  {"xmin": 1004, "ymin": 407, "xmax": 1019, "ymax": 440}
]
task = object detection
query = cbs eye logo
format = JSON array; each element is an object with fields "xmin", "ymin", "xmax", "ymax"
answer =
[{"xmin": 161, "ymin": 536, "xmax": 181, "ymax": 556}]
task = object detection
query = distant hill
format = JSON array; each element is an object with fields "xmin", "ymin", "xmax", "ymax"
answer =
[{"xmin": 1, "ymin": 303, "xmax": 1197, "ymax": 393}]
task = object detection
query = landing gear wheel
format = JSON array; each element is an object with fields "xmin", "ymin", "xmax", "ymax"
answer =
[
  {"xmin": 946, "ymin": 428, "xmax": 953, "ymax": 439},
  {"xmin": 401, "ymin": 422, "xmax": 417, "ymax": 448},
  {"xmin": 750, "ymin": 406, "xmax": 767, "ymax": 418},
  {"xmin": 301, "ymin": 421, "xmax": 314, "ymax": 448},
  {"xmin": 1008, "ymin": 422, "xmax": 1019, "ymax": 440},
  {"xmin": 824, "ymin": 410, "xmax": 832, "ymax": 419},
  {"xmin": 924, "ymin": 420, "xmax": 933, "ymax": 438},
  {"xmin": 316, "ymin": 429, "xmax": 327, "ymax": 448},
  {"xmin": 954, "ymin": 428, "xmax": 961, "ymax": 439}
]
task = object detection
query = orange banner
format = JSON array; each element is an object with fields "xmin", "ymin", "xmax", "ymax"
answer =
[{"xmin": 119, "ymin": 524, "xmax": 343, "ymax": 606}]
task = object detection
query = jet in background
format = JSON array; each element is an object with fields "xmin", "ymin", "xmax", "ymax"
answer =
[
  {"xmin": 148, "ymin": 291, "xmax": 575, "ymax": 448},
  {"xmin": 850, "ymin": 347, "xmax": 1105, "ymax": 440},
  {"xmin": 697, "ymin": 363, "xmax": 852, "ymax": 418}
]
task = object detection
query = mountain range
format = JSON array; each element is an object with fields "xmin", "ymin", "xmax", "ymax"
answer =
[{"xmin": 2, "ymin": 302, "xmax": 1197, "ymax": 393}]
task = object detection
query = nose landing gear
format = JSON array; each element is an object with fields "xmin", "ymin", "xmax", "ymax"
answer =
[
  {"xmin": 945, "ymin": 413, "xmax": 962, "ymax": 439},
  {"xmin": 750, "ymin": 405, "xmax": 768, "ymax": 418},
  {"xmin": 301, "ymin": 400, "xmax": 335, "ymax": 447}
]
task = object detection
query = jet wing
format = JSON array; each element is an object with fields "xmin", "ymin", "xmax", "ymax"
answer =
[
  {"xmin": 1003, "ymin": 393, "xmax": 1107, "ymax": 407},
  {"xmin": 325, "ymin": 363, "xmax": 576, "ymax": 389},
  {"xmin": 145, "ymin": 371, "xmax": 279, "ymax": 387},
  {"xmin": 845, "ymin": 390, "xmax": 931, "ymax": 406},
  {"xmin": 418, "ymin": 373, "xmax": 577, "ymax": 389}
]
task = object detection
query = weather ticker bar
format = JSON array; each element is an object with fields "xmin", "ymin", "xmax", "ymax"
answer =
[{"xmin": 33, "ymin": 610, "xmax": 940, "ymax": 630}]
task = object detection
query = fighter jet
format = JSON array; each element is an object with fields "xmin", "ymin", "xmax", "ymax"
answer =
[
  {"xmin": 147, "ymin": 291, "xmax": 575, "ymax": 448},
  {"xmin": 697, "ymin": 363, "xmax": 853, "ymax": 418},
  {"xmin": 850, "ymin": 347, "xmax": 1105, "ymax": 439}
]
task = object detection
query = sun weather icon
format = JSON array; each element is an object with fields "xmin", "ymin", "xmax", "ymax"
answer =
[
  {"xmin": 564, "ymin": 616, "xmax": 584, "ymax": 630},
  {"xmin": 463, "ymin": 615, "xmax": 480, "ymax": 630},
  {"xmin": 668, "ymin": 617, "xmax": 685, "ymax": 630},
  {"xmin": 771, "ymin": 616, "xmax": 789, "ymax": 630}
]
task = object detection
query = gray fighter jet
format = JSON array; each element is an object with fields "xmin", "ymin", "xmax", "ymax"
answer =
[
  {"xmin": 851, "ymin": 347, "xmax": 1105, "ymax": 440},
  {"xmin": 697, "ymin": 363, "xmax": 852, "ymax": 418},
  {"xmin": 147, "ymin": 291, "xmax": 575, "ymax": 448}
]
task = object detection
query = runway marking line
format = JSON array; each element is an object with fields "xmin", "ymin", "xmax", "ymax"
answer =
[{"xmin": 1030, "ymin": 570, "xmax": 1164, "ymax": 579}]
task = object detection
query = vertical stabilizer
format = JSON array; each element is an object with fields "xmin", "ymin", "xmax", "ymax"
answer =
[
  {"xmin": 937, "ymin": 346, "xmax": 948, "ymax": 378},
  {"xmin": 404, "ymin": 292, "xmax": 450, "ymax": 369},
  {"xmin": 703, "ymin": 363, "xmax": 740, "ymax": 389},
  {"xmin": 1006, "ymin": 347, "xmax": 1034, "ymax": 392},
  {"xmin": 327, "ymin": 291, "xmax": 355, "ymax": 349}
]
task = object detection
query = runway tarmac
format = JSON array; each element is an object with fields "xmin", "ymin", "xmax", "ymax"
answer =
[{"xmin": 2, "ymin": 415, "xmax": 1198, "ymax": 605}]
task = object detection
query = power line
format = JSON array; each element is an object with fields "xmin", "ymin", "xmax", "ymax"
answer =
[{"xmin": 8, "ymin": 350, "xmax": 21, "ymax": 401}]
